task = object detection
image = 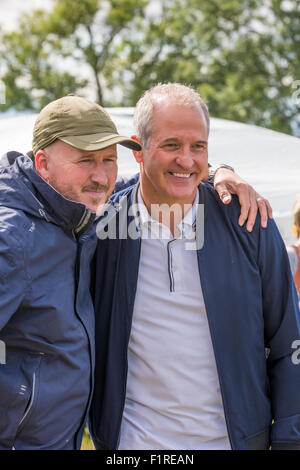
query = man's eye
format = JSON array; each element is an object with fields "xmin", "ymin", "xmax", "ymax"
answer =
[
  {"xmin": 194, "ymin": 144, "xmax": 207, "ymax": 150},
  {"xmin": 163, "ymin": 143, "xmax": 178, "ymax": 149}
]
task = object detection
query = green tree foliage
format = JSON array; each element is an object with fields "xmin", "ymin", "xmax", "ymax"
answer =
[
  {"xmin": 43, "ymin": 0, "xmax": 148, "ymax": 104},
  {"xmin": 0, "ymin": 0, "xmax": 148, "ymax": 110},
  {"xmin": 0, "ymin": 9, "xmax": 88, "ymax": 111},
  {"xmin": 119, "ymin": 0, "xmax": 300, "ymax": 136},
  {"xmin": 0, "ymin": 0, "xmax": 299, "ymax": 135}
]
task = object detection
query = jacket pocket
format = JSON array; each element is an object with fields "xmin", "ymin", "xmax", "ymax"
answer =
[
  {"xmin": 16, "ymin": 369, "xmax": 38, "ymax": 431},
  {"xmin": 0, "ymin": 350, "xmax": 42, "ymax": 448}
]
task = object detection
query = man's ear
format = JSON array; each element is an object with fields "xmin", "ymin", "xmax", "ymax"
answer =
[
  {"xmin": 131, "ymin": 135, "xmax": 143, "ymax": 164},
  {"xmin": 35, "ymin": 150, "xmax": 49, "ymax": 182}
]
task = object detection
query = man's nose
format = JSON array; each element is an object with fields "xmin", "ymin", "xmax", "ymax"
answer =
[
  {"xmin": 175, "ymin": 147, "xmax": 194, "ymax": 169},
  {"xmin": 90, "ymin": 163, "xmax": 108, "ymax": 184}
]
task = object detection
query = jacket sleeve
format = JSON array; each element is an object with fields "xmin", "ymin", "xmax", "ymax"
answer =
[
  {"xmin": 0, "ymin": 220, "xmax": 28, "ymax": 332},
  {"xmin": 257, "ymin": 219, "xmax": 300, "ymax": 449}
]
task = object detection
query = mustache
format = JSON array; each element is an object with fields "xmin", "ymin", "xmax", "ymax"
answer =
[{"xmin": 82, "ymin": 183, "xmax": 109, "ymax": 192}]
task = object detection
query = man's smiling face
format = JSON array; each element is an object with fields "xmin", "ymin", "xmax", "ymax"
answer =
[{"xmin": 137, "ymin": 102, "xmax": 208, "ymax": 208}]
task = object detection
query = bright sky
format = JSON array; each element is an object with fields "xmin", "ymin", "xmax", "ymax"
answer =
[{"xmin": 0, "ymin": 0, "xmax": 53, "ymax": 30}]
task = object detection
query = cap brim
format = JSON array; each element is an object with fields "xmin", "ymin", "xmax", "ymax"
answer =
[{"xmin": 59, "ymin": 133, "xmax": 142, "ymax": 151}]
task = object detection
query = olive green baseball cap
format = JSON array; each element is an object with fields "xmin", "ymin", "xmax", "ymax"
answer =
[{"xmin": 32, "ymin": 95, "xmax": 142, "ymax": 155}]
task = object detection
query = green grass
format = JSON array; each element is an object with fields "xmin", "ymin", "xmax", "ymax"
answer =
[{"xmin": 80, "ymin": 426, "xmax": 94, "ymax": 450}]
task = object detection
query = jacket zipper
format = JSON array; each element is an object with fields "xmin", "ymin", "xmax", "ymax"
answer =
[
  {"xmin": 203, "ymin": 305, "xmax": 234, "ymax": 449},
  {"xmin": 195, "ymin": 184, "xmax": 235, "ymax": 448},
  {"xmin": 114, "ymin": 190, "xmax": 142, "ymax": 448},
  {"xmin": 73, "ymin": 236, "xmax": 94, "ymax": 448},
  {"xmin": 115, "ymin": 237, "xmax": 142, "ymax": 449},
  {"xmin": 196, "ymin": 250, "xmax": 235, "ymax": 450},
  {"xmin": 74, "ymin": 209, "xmax": 92, "ymax": 235}
]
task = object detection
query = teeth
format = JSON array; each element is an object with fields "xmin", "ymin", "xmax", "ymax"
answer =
[{"xmin": 172, "ymin": 172, "xmax": 191, "ymax": 178}]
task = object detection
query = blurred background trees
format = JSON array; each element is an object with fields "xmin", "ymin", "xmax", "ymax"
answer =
[{"xmin": 0, "ymin": 0, "xmax": 299, "ymax": 136}]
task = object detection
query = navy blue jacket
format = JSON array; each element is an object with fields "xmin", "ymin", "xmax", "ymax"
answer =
[
  {"xmin": 90, "ymin": 182, "xmax": 300, "ymax": 450},
  {"xmin": 0, "ymin": 153, "xmax": 97, "ymax": 450}
]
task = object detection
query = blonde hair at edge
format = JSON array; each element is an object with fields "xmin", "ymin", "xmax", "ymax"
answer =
[{"xmin": 133, "ymin": 83, "xmax": 210, "ymax": 149}]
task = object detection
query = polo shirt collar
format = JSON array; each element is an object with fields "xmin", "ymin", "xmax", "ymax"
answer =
[{"xmin": 136, "ymin": 184, "xmax": 199, "ymax": 238}]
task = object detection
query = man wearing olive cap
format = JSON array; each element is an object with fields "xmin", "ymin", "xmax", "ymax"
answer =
[
  {"xmin": 0, "ymin": 95, "xmax": 141, "ymax": 451},
  {"xmin": 0, "ymin": 94, "xmax": 270, "ymax": 450},
  {"xmin": 32, "ymin": 95, "xmax": 141, "ymax": 212}
]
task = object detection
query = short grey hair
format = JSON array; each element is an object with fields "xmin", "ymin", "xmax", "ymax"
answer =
[{"xmin": 133, "ymin": 82, "xmax": 210, "ymax": 148}]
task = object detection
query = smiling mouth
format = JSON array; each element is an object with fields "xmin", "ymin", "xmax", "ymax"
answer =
[{"xmin": 169, "ymin": 172, "xmax": 192, "ymax": 178}]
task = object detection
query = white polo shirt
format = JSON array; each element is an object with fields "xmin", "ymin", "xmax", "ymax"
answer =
[{"xmin": 118, "ymin": 190, "xmax": 231, "ymax": 450}]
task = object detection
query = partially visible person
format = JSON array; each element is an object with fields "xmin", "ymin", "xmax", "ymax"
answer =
[
  {"xmin": 0, "ymin": 95, "xmax": 140, "ymax": 450},
  {"xmin": 90, "ymin": 83, "xmax": 300, "ymax": 451},
  {"xmin": 287, "ymin": 195, "xmax": 300, "ymax": 301}
]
